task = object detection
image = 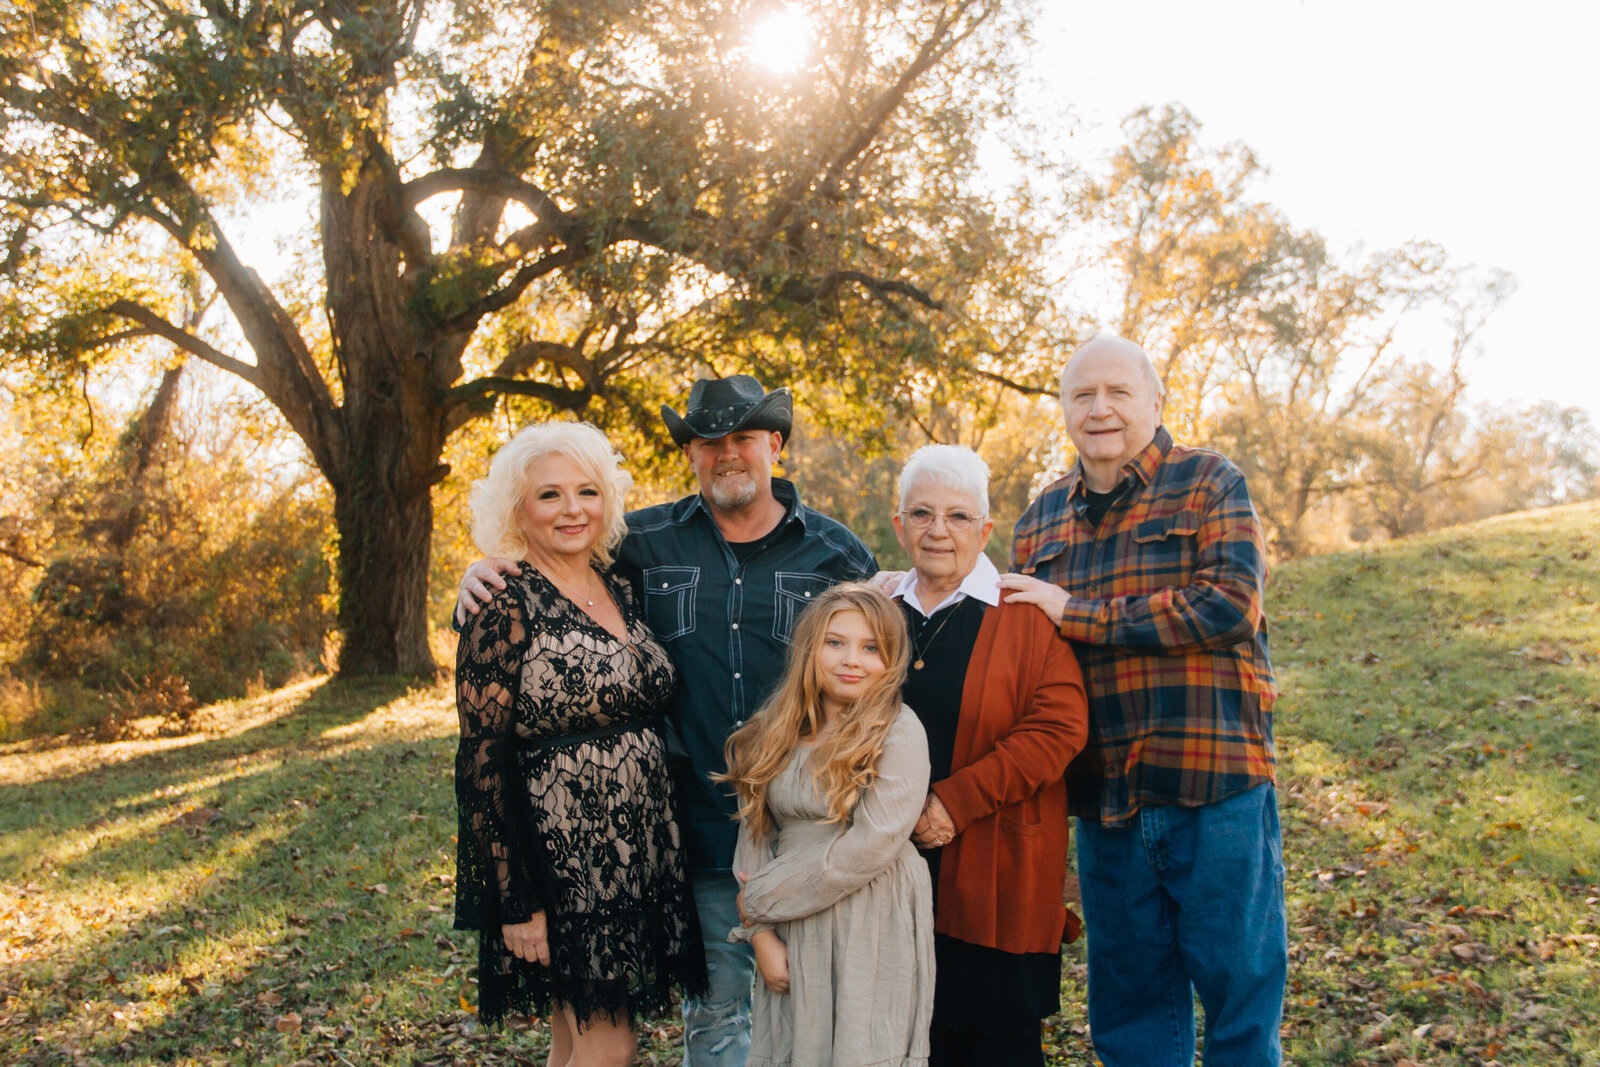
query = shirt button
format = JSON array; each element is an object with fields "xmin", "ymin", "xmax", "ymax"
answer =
[
  {"xmin": 733, "ymin": 672, "xmax": 741, "ymax": 680},
  {"xmin": 732, "ymin": 623, "xmax": 739, "ymax": 630},
  {"xmin": 803, "ymin": 591, "xmax": 811, "ymax": 598},
  {"xmin": 735, "ymin": 578, "xmax": 742, "ymax": 585},
  {"xmin": 661, "ymin": 582, "xmax": 669, "ymax": 588}
]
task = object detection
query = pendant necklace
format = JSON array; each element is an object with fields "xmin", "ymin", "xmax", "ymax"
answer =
[
  {"xmin": 911, "ymin": 606, "xmax": 958, "ymax": 671},
  {"xmin": 545, "ymin": 567, "xmax": 597, "ymax": 607}
]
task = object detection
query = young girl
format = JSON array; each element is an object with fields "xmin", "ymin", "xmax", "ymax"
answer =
[{"xmin": 720, "ymin": 583, "xmax": 935, "ymax": 1066}]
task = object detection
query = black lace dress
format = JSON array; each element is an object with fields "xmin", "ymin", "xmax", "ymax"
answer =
[{"xmin": 454, "ymin": 561, "xmax": 704, "ymax": 1025}]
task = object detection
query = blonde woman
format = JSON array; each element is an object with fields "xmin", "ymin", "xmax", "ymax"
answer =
[
  {"xmin": 720, "ymin": 583, "xmax": 934, "ymax": 1067},
  {"xmin": 453, "ymin": 421, "xmax": 703, "ymax": 1067}
]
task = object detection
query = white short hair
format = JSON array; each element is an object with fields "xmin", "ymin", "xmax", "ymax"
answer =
[
  {"xmin": 470, "ymin": 421, "xmax": 633, "ymax": 566},
  {"xmin": 896, "ymin": 444, "xmax": 990, "ymax": 514}
]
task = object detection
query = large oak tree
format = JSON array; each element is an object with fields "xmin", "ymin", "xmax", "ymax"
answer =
[{"xmin": 1, "ymin": 0, "xmax": 1043, "ymax": 674}]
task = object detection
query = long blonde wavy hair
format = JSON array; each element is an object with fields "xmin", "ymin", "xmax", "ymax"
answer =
[{"xmin": 719, "ymin": 583, "xmax": 910, "ymax": 839}]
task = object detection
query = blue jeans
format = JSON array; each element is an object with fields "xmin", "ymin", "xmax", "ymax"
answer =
[
  {"xmin": 1076, "ymin": 783, "xmax": 1287, "ymax": 1066},
  {"xmin": 682, "ymin": 871, "xmax": 754, "ymax": 1066}
]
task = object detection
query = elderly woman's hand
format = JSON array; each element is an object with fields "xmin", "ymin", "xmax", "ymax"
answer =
[
  {"xmin": 911, "ymin": 793, "xmax": 957, "ymax": 849},
  {"xmin": 867, "ymin": 570, "xmax": 907, "ymax": 596},
  {"xmin": 454, "ymin": 558, "xmax": 520, "ymax": 625},
  {"xmin": 996, "ymin": 573, "xmax": 1071, "ymax": 626},
  {"xmin": 502, "ymin": 912, "xmax": 550, "ymax": 965}
]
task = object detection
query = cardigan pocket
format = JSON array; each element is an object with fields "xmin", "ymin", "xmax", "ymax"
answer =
[
  {"xmin": 999, "ymin": 816, "xmax": 1045, "ymax": 837},
  {"xmin": 999, "ymin": 799, "xmax": 1045, "ymax": 836}
]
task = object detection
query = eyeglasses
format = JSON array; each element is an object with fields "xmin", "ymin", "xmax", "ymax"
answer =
[{"xmin": 899, "ymin": 507, "xmax": 985, "ymax": 532}]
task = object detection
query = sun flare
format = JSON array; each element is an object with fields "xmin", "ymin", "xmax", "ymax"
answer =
[{"xmin": 746, "ymin": 8, "xmax": 812, "ymax": 73}]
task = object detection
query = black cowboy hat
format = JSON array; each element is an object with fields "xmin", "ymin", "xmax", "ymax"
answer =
[{"xmin": 661, "ymin": 374, "xmax": 793, "ymax": 448}]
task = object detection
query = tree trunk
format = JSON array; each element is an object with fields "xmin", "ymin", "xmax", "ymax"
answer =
[
  {"xmin": 320, "ymin": 149, "xmax": 445, "ymax": 679},
  {"xmin": 332, "ymin": 465, "xmax": 437, "ymax": 677},
  {"xmin": 92, "ymin": 361, "xmax": 185, "ymax": 550}
]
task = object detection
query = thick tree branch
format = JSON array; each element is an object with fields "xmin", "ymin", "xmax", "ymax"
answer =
[
  {"xmin": 440, "ymin": 375, "xmax": 591, "ymax": 437},
  {"xmin": 0, "ymin": 542, "xmax": 45, "ymax": 569},
  {"xmin": 761, "ymin": 0, "xmax": 993, "ymax": 244},
  {"xmin": 779, "ymin": 270, "xmax": 946, "ymax": 314},
  {"xmin": 492, "ymin": 339, "xmax": 598, "ymax": 387},
  {"xmin": 369, "ymin": 136, "xmax": 434, "ymax": 269},
  {"xmin": 105, "ymin": 300, "xmax": 264, "ymax": 387},
  {"xmin": 404, "ymin": 168, "xmax": 578, "ymax": 238},
  {"xmin": 972, "ymin": 367, "xmax": 1053, "ymax": 396},
  {"xmin": 12, "ymin": 75, "xmax": 345, "ymax": 470}
]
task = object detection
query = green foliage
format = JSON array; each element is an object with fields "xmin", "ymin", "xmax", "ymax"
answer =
[{"xmin": 2, "ymin": 0, "xmax": 1059, "ymax": 674}]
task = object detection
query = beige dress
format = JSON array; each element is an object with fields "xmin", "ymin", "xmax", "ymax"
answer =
[{"xmin": 733, "ymin": 708, "xmax": 935, "ymax": 1067}]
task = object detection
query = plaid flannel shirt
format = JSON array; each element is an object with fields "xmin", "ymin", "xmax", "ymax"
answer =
[{"xmin": 1011, "ymin": 427, "xmax": 1276, "ymax": 827}]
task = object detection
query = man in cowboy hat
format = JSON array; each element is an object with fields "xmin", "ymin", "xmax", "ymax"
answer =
[{"xmin": 456, "ymin": 374, "xmax": 877, "ymax": 1065}]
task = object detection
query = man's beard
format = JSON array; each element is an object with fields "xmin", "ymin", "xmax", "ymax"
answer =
[{"xmin": 705, "ymin": 469, "xmax": 759, "ymax": 511}]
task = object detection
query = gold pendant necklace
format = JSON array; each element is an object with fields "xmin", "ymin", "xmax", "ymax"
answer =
[
  {"xmin": 544, "ymin": 566, "xmax": 598, "ymax": 607},
  {"xmin": 910, "ymin": 605, "xmax": 958, "ymax": 670}
]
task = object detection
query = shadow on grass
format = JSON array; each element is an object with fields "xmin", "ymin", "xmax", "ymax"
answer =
[
  {"xmin": 0, "ymin": 677, "xmax": 426, "ymax": 874},
  {"xmin": 2, "ymin": 691, "xmax": 501, "ymax": 1065}
]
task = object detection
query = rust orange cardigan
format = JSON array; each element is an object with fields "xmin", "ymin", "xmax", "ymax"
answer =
[{"xmin": 927, "ymin": 598, "xmax": 1089, "ymax": 954}]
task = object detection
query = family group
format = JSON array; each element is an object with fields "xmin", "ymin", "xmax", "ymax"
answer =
[{"xmin": 451, "ymin": 333, "xmax": 1287, "ymax": 1067}]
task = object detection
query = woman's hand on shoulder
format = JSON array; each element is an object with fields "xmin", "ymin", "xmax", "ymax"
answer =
[
  {"xmin": 455, "ymin": 558, "xmax": 521, "ymax": 626},
  {"xmin": 501, "ymin": 912, "xmax": 549, "ymax": 965}
]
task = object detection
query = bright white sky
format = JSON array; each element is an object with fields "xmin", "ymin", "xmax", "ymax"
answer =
[{"xmin": 1027, "ymin": 0, "xmax": 1600, "ymax": 421}]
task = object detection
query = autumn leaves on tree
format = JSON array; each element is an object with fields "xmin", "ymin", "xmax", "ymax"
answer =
[{"xmin": 1, "ymin": 0, "xmax": 1046, "ymax": 675}]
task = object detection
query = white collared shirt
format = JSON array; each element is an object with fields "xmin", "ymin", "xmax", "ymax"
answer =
[{"xmin": 891, "ymin": 552, "xmax": 1003, "ymax": 618}]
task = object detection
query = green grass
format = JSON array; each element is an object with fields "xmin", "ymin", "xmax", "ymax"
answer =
[
  {"xmin": 1266, "ymin": 502, "xmax": 1600, "ymax": 1066},
  {"xmin": 2, "ymin": 503, "xmax": 1596, "ymax": 1065}
]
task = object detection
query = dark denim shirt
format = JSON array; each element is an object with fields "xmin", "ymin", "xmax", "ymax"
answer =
[{"xmin": 616, "ymin": 479, "xmax": 877, "ymax": 871}]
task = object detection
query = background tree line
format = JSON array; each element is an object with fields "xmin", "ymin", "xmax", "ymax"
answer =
[{"xmin": 2, "ymin": 1, "xmax": 1595, "ymax": 740}]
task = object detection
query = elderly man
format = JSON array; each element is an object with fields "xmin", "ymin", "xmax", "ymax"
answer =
[
  {"xmin": 999, "ymin": 334, "xmax": 1287, "ymax": 1065},
  {"xmin": 456, "ymin": 375, "xmax": 876, "ymax": 1066}
]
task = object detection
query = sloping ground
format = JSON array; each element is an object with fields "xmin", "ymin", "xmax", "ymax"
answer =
[
  {"xmin": 1, "ymin": 503, "xmax": 1595, "ymax": 1065},
  {"xmin": 1268, "ymin": 501, "xmax": 1599, "ymax": 1065}
]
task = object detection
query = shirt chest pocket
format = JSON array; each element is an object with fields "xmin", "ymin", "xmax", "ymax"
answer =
[
  {"xmin": 1124, "ymin": 510, "xmax": 1203, "ymax": 591},
  {"xmin": 642, "ymin": 566, "xmax": 699, "ymax": 641},
  {"xmin": 772, "ymin": 572, "xmax": 833, "ymax": 644}
]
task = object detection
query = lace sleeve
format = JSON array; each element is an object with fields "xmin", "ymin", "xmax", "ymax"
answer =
[{"xmin": 454, "ymin": 581, "xmax": 541, "ymax": 929}]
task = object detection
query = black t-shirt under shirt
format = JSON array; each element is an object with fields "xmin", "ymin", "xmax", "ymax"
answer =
[{"xmin": 1083, "ymin": 482, "xmax": 1129, "ymax": 528}]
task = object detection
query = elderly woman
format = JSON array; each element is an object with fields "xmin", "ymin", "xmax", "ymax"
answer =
[
  {"xmin": 888, "ymin": 445, "xmax": 1089, "ymax": 1066},
  {"xmin": 454, "ymin": 421, "xmax": 702, "ymax": 1067}
]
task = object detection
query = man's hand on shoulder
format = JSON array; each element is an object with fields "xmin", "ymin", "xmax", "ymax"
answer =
[
  {"xmin": 997, "ymin": 573, "xmax": 1070, "ymax": 626},
  {"xmin": 454, "ymin": 558, "xmax": 520, "ymax": 626}
]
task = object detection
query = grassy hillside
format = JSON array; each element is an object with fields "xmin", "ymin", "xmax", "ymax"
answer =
[
  {"xmin": 1, "ymin": 503, "xmax": 1595, "ymax": 1066},
  {"xmin": 1268, "ymin": 502, "xmax": 1599, "ymax": 1065}
]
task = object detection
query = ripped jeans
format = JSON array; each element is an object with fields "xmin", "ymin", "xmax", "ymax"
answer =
[{"xmin": 683, "ymin": 871, "xmax": 755, "ymax": 1066}]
